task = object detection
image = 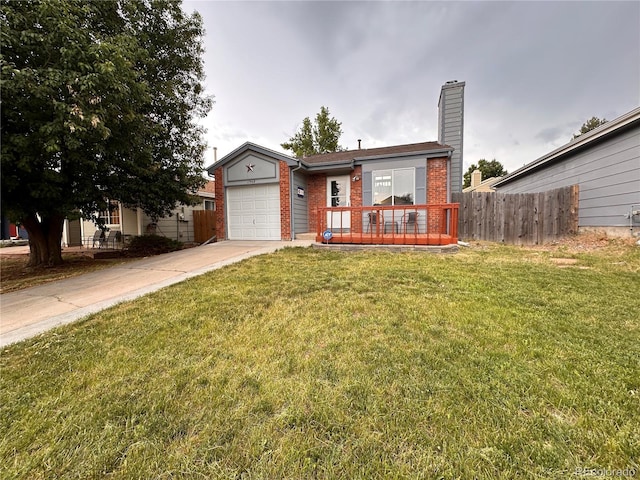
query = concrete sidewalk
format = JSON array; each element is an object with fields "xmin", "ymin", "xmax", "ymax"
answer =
[{"xmin": 0, "ymin": 240, "xmax": 313, "ymax": 347}]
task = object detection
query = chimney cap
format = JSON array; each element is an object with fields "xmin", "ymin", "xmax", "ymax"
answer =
[{"xmin": 357, "ymin": 139, "xmax": 362, "ymax": 149}]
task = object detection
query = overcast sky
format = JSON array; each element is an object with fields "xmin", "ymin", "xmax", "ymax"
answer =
[{"xmin": 183, "ymin": 1, "xmax": 640, "ymax": 175}]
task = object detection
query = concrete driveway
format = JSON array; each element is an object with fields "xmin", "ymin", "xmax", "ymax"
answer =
[{"xmin": 0, "ymin": 240, "xmax": 313, "ymax": 347}]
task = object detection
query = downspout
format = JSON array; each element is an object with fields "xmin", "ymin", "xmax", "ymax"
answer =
[
  {"xmin": 446, "ymin": 151, "xmax": 452, "ymax": 204},
  {"xmin": 290, "ymin": 159, "xmax": 303, "ymax": 240},
  {"xmin": 350, "ymin": 159, "xmax": 356, "ymax": 207},
  {"xmin": 631, "ymin": 204, "xmax": 640, "ymax": 237},
  {"xmin": 446, "ymin": 151, "xmax": 452, "ymax": 237}
]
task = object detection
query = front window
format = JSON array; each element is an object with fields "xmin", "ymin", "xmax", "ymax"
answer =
[
  {"xmin": 99, "ymin": 200, "xmax": 120, "ymax": 225},
  {"xmin": 373, "ymin": 168, "xmax": 415, "ymax": 205}
]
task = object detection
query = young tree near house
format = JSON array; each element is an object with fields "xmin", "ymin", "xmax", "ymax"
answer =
[
  {"xmin": 281, "ymin": 106, "xmax": 343, "ymax": 157},
  {"xmin": 572, "ymin": 116, "xmax": 608, "ymax": 140},
  {"xmin": 1, "ymin": 0, "xmax": 212, "ymax": 267},
  {"xmin": 463, "ymin": 159, "xmax": 507, "ymax": 189}
]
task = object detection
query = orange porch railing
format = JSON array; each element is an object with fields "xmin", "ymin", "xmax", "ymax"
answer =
[{"xmin": 316, "ymin": 204, "xmax": 459, "ymax": 246}]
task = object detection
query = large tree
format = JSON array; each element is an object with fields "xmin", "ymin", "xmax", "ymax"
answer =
[
  {"xmin": 281, "ymin": 106, "xmax": 343, "ymax": 157},
  {"xmin": 572, "ymin": 116, "xmax": 607, "ymax": 140},
  {"xmin": 1, "ymin": 0, "xmax": 212, "ymax": 266},
  {"xmin": 463, "ymin": 159, "xmax": 507, "ymax": 189}
]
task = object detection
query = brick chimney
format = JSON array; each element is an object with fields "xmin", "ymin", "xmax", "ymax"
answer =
[{"xmin": 438, "ymin": 80, "xmax": 465, "ymax": 195}]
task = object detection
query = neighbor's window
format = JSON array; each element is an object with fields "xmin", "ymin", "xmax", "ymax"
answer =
[
  {"xmin": 99, "ymin": 200, "xmax": 120, "ymax": 225},
  {"xmin": 373, "ymin": 168, "xmax": 415, "ymax": 205},
  {"xmin": 204, "ymin": 199, "xmax": 215, "ymax": 211}
]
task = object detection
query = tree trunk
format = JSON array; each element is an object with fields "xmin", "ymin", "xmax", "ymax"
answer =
[{"xmin": 22, "ymin": 213, "xmax": 65, "ymax": 267}]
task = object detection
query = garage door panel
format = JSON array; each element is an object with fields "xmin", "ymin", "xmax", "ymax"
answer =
[{"xmin": 227, "ymin": 184, "xmax": 281, "ymax": 240}]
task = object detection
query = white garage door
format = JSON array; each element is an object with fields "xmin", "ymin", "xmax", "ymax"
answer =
[{"xmin": 227, "ymin": 184, "xmax": 281, "ymax": 240}]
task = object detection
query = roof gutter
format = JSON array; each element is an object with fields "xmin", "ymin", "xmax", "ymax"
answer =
[
  {"xmin": 352, "ymin": 148, "xmax": 452, "ymax": 162},
  {"xmin": 494, "ymin": 107, "xmax": 640, "ymax": 187},
  {"xmin": 299, "ymin": 147, "xmax": 454, "ymax": 172}
]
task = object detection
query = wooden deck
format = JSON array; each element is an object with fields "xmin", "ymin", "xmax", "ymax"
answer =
[
  {"xmin": 315, "ymin": 232, "xmax": 456, "ymax": 245},
  {"xmin": 316, "ymin": 204, "xmax": 459, "ymax": 246}
]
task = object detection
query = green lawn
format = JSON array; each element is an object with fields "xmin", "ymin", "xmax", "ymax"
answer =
[{"xmin": 1, "ymin": 243, "xmax": 639, "ymax": 479}]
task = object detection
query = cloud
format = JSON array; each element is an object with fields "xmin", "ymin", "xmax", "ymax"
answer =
[
  {"xmin": 185, "ymin": 0, "xmax": 640, "ymax": 174},
  {"xmin": 535, "ymin": 125, "xmax": 572, "ymax": 144}
]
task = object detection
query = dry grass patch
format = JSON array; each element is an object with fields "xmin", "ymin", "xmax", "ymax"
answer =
[{"xmin": 0, "ymin": 253, "xmax": 136, "ymax": 294}]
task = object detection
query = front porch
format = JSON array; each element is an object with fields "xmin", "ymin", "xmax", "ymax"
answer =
[{"xmin": 316, "ymin": 204, "xmax": 459, "ymax": 246}]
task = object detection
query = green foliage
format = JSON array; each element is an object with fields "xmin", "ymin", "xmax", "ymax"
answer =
[
  {"xmin": 281, "ymin": 106, "xmax": 343, "ymax": 157},
  {"xmin": 124, "ymin": 234, "xmax": 182, "ymax": 257},
  {"xmin": 0, "ymin": 0, "xmax": 212, "ymax": 265},
  {"xmin": 572, "ymin": 116, "xmax": 608, "ymax": 140},
  {"xmin": 463, "ymin": 158, "xmax": 507, "ymax": 188}
]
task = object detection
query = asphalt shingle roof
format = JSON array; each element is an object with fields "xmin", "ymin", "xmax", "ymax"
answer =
[{"xmin": 301, "ymin": 141, "xmax": 451, "ymax": 165}]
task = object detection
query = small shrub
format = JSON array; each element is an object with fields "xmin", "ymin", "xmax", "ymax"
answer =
[{"xmin": 124, "ymin": 235, "xmax": 182, "ymax": 257}]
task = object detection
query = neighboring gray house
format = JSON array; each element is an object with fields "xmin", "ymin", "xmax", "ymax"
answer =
[{"xmin": 494, "ymin": 107, "xmax": 640, "ymax": 237}]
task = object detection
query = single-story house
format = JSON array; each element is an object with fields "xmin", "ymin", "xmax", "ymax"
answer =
[
  {"xmin": 206, "ymin": 81, "xmax": 466, "ymax": 245},
  {"xmin": 493, "ymin": 106, "xmax": 640, "ymax": 237},
  {"xmin": 61, "ymin": 180, "xmax": 216, "ymax": 247},
  {"xmin": 462, "ymin": 170, "xmax": 503, "ymax": 193}
]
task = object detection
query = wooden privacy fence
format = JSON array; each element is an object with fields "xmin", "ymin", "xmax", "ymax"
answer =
[
  {"xmin": 452, "ymin": 185, "xmax": 579, "ymax": 245},
  {"xmin": 193, "ymin": 210, "xmax": 217, "ymax": 243}
]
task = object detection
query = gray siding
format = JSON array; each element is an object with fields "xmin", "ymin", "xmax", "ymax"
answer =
[
  {"xmin": 415, "ymin": 166, "xmax": 426, "ymax": 204},
  {"xmin": 497, "ymin": 126, "xmax": 640, "ymax": 227},
  {"xmin": 438, "ymin": 82, "xmax": 465, "ymax": 194},
  {"xmin": 293, "ymin": 171, "xmax": 308, "ymax": 234},
  {"xmin": 151, "ymin": 213, "xmax": 194, "ymax": 242},
  {"xmin": 363, "ymin": 171, "xmax": 372, "ymax": 206}
]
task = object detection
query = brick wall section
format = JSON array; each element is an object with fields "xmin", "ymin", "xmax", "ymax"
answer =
[
  {"xmin": 427, "ymin": 156, "xmax": 449, "ymax": 232},
  {"xmin": 199, "ymin": 180, "xmax": 216, "ymax": 195},
  {"xmin": 214, "ymin": 167, "xmax": 225, "ymax": 239},
  {"xmin": 279, "ymin": 161, "xmax": 292, "ymax": 240},
  {"xmin": 427, "ymin": 156, "xmax": 449, "ymax": 204},
  {"xmin": 307, "ymin": 167, "xmax": 363, "ymax": 234},
  {"xmin": 350, "ymin": 166, "xmax": 363, "ymax": 233},
  {"xmin": 307, "ymin": 174, "xmax": 326, "ymax": 233}
]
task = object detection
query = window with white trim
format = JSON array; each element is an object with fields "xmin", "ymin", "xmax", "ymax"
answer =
[
  {"xmin": 98, "ymin": 200, "xmax": 120, "ymax": 225},
  {"xmin": 373, "ymin": 168, "xmax": 415, "ymax": 205}
]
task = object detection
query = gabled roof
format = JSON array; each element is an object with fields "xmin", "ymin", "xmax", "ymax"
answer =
[
  {"xmin": 494, "ymin": 106, "xmax": 640, "ymax": 187},
  {"xmin": 205, "ymin": 142, "xmax": 298, "ymax": 173},
  {"xmin": 302, "ymin": 141, "xmax": 451, "ymax": 165},
  {"xmin": 462, "ymin": 176, "xmax": 503, "ymax": 193}
]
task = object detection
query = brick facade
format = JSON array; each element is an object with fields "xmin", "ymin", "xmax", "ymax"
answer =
[
  {"xmin": 307, "ymin": 174, "xmax": 326, "ymax": 232},
  {"xmin": 350, "ymin": 166, "xmax": 363, "ymax": 233},
  {"xmin": 426, "ymin": 156, "xmax": 449, "ymax": 231},
  {"xmin": 214, "ymin": 166, "xmax": 225, "ymax": 240},
  {"xmin": 427, "ymin": 157, "xmax": 449, "ymax": 204},
  {"xmin": 279, "ymin": 161, "xmax": 292, "ymax": 240}
]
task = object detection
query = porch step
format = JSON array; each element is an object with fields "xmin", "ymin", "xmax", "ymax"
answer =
[{"xmin": 295, "ymin": 232, "xmax": 317, "ymax": 241}]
